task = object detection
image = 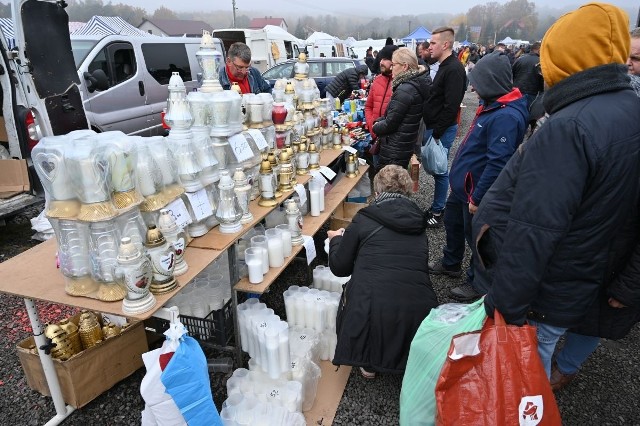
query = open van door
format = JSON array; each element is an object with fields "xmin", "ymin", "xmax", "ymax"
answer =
[{"xmin": 0, "ymin": 0, "xmax": 88, "ymax": 219}]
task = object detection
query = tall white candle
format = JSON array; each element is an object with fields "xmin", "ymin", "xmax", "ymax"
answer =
[
  {"xmin": 277, "ymin": 225, "xmax": 292, "ymax": 257},
  {"xmin": 309, "ymin": 188, "xmax": 321, "ymax": 216},
  {"xmin": 247, "ymin": 259, "xmax": 263, "ymax": 284},
  {"xmin": 267, "ymin": 237, "xmax": 284, "ymax": 268},
  {"xmin": 293, "ymin": 293, "xmax": 306, "ymax": 328}
]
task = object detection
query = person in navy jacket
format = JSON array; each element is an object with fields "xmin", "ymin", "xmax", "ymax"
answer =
[{"xmin": 429, "ymin": 52, "xmax": 528, "ymax": 302}]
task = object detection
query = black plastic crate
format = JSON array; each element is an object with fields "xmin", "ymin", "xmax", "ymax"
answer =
[{"xmin": 146, "ymin": 299, "xmax": 234, "ymax": 347}]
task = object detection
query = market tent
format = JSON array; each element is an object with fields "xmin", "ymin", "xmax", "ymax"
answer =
[
  {"xmin": 461, "ymin": 40, "xmax": 471, "ymax": 46},
  {"xmin": 498, "ymin": 36, "xmax": 516, "ymax": 45},
  {"xmin": 401, "ymin": 26, "xmax": 431, "ymax": 44},
  {"xmin": 344, "ymin": 36, "xmax": 357, "ymax": 46},
  {"xmin": 72, "ymin": 16, "xmax": 151, "ymax": 37},
  {"xmin": 0, "ymin": 18, "xmax": 14, "ymax": 49},
  {"xmin": 306, "ymin": 31, "xmax": 338, "ymax": 45}
]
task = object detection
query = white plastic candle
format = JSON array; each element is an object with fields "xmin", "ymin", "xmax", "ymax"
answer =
[
  {"xmin": 283, "ymin": 289, "xmax": 297, "ymax": 325},
  {"xmin": 265, "ymin": 327, "xmax": 281, "ymax": 379},
  {"xmin": 266, "ymin": 229, "xmax": 285, "ymax": 268},
  {"xmin": 251, "ymin": 236, "xmax": 269, "ymax": 274},
  {"xmin": 276, "ymin": 224, "xmax": 293, "ymax": 257},
  {"xmin": 309, "ymin": 187, "xmax": 321, "ymax": 216},
  {"xmin": 278, "ymin": 322, "xmax": 291, "ymax": 379},
  {"xmin": 293, "ymin": 293, "xmax": 306, "ymax": 328},
  {"xmin": 247, "ymin": 259, "xmax": 263, "ymax": 284}
]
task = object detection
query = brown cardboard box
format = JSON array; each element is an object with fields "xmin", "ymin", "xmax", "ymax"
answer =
[
  {"xmin": 409, "ymin": 154, "xmax": 420, "ymax": 193},
  {"xmin": 329, "ymin": 200, "xmax": 368, "ymax": 230},
  {"xmin": 0, "ymin": 159, "xmax": 30, "ymax": 199},
  {"xmin": 16, "ymin": 314, "xmax": 147, "ymax": 408}
]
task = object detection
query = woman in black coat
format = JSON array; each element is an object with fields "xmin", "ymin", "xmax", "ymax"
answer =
[
  {"xmin": 372, "ymin": 47, "xmax": 431, "ymax": 171},
  {"xmin": 327, "ymin": 165, "xmax": 439, "ymax": 378}
]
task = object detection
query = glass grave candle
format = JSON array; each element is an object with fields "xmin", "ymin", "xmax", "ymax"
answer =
[
  {"xmin": 104, "ymin": 135, "xmax": 143, "ymax": 210},
  {"xmin": 215, "ymin": 169, "xmax": 243, "ymax": 234},
  {"xmin": 157, "ymin": 209, "xmax": 189, "ymax": 276},
  {"xmin": 277, "ymin": 150, "xmax": 294, "ymax": 193},
  {"xmin": 296, "ymin": 141, "xmax": 309, "ymax": 175},
  {"xmin": 145, "ymin": 225, "xmax": 177, "ymax": 294},
  {"xmin": 49, "ymin": 218, "xmax": 97, "ymax": 296},
  {"xmin": 195, "ymin": 30, "xmax": 223, "ymax": 93},
  {"xmin": 233, "ymin": 167, "xmax": 254, "ymax": 224},
  {"xmin": 308, "ymin": 142, "xmax": 320, "ymax": 170},
  {"xmin": 116, "ymin": 237, "xmax": 156, "ymax": 315},
  {"xmin": 346, "ymin": 152, "xmax": 359, "ymax": 178},
  {"xmin": 208, "ymin": 90, "xmax": 233, "ymax": 137},
  {"xmin": 89, "ymin": 220, "xmax": 126, "ymax": 301},
  {"xmin": 258, "ymin": 159, "xmax": 277, "ymax": 207}
]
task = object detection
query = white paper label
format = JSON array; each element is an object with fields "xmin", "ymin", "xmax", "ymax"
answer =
[
  {"xmin": 185, "ymin": 189, "xmax": 214, "ymax": 221},
  {"xmin": 247, "ymin": 129, "xmax": 269, "ymax": 150},
  {"xmin": 342, "ymin": 146, "xmax": 357, "ymax": 154},
  {"xmin": 310, "ymin": 170, "xmax": 328, "ymax": 185},
  {"xmin": 319, "ymin": 166, "xmax": 337, "ymax": 180},
  {"xmin": 165, "ymin": 198, "xmax": 192, "ymax": 229},
  {"xmin": 101, "ymin": 314, "xmax": 128, "ymax": 327},
  {"xmin": 159, "ymin": 252, "xmax": 175, "ymax": 272},
  {"xmin": 302, "ymin": 235, "xmax": 316, "ymax": 265},
  {"xmin": 228, "ymin": 133, "xmax": 253, "ymax": 163},
  {"xmin": 294, "ymin": 184, "xmax": 307, "ymax": 207}
]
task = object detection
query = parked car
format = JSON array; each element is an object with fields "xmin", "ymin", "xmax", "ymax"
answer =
[{"xmin": 262, "ymin": 57, "xmax": 366, "ymax": 98}]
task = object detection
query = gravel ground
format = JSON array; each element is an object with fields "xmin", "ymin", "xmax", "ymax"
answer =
[{"xmin": 1, "ymin": 91, "xmax": 639, "ymax": 425}]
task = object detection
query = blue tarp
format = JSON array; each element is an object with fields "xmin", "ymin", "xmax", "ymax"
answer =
[
  {"xmin": 461, "ymin": 40, "xmax": 471, "ymax": 46},
  {"xmin": 401, "ymin": 26, "xmax": 432, "ymax": 44}
]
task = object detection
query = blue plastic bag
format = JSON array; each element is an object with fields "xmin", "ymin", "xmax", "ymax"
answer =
[
  {"xmin": 161, "ymin": 335, "xmax": 222, "ymax": 426},
  {"xmin": 399, "ymin": 298, "xmax": 487, "ymax": 425},
  {"xmin": 421, "ymin": 136, "xmax": 448, "ymax": 175}
]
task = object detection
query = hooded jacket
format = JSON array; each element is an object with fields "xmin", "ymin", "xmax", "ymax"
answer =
[
  {"xmin": 372, "ymin": 69, "xmax": 431, "ymax": 168},
  {"xmin": 326, "ymin": 64, "xmax": 368, "ymax": 102},
  {"xmin": 474, "ymin": 64, "xmax": 640, "ymax": 327},
  {"xmin": 449, "ymin": 88, "xmax": 527, "ymax": 206},
  {"xmin": 329, "ymin": 193, "xmax": 438, "ymax": 372}
]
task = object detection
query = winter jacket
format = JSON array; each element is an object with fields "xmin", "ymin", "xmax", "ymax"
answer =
[
  {"xmin": 218, "ymin": 66, "xmax": 272, "ymax": 94},
  {"xmin": 423, "ymin": 54, "xmax": 466, "ymax": 139},
  {"xmin": 372, "ymin": 69, "xmax": 431, "ymax": 169},
  {"xmin": 329, "ymin": 193, "xmax": 438, "ymax": 373},
  {"xmin": 449, "ymin": 88, "xmax": 528, "ymax": 206},
  {"xmin": 364, "ymin": 73, "xmax": 393, "ymax": 140},
  {"xmin": 326, "ymin": 64, "xmax": 368, "ymax": 102},
  {"xmin": 474, "ymin": 64, "xmax": 640, "ymax": 328},
  {"xmin": 512, "ymin": 53, "xmax": 544, "ymax": 96}
]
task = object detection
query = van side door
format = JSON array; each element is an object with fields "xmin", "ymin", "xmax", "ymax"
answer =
[{"xmin": 81, "ymin": 41, "xmax": 153, "ymax": 135}]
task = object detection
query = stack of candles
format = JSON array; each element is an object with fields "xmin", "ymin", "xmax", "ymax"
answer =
[
  {"xmin": 311, "ymin": 265, "xmax": 349, "ymax": 293},
  {"xmin": 245, "ymin": 225, "xmax": 294, "ymax": 284}
]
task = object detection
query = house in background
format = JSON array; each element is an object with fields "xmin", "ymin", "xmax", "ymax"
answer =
[
  {"xmin": 138, "ymin": 18, "xmax": 213, "ymax": 37},
  {"xmin": 249, "ymin": 17, "xmax": 287, "ymax": 33}
]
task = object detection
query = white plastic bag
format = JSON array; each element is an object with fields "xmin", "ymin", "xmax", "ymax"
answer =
[{"xmin": 421, "ymin": 136, "xmax": 448, "ymax": 175}]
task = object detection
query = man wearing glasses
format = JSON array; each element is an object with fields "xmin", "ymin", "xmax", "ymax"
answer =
[
  {"xmin": 218, "ymin": 42, "xmax": 272, "ymax": 94},
  {"xmin": 628, "ymin": 28, "xmax": 640, "ymax": 76}
]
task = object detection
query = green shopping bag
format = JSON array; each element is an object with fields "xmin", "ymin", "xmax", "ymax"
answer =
[{"xmin": 399, "ymin": 298, "xmax": 487, "ymax": 425}]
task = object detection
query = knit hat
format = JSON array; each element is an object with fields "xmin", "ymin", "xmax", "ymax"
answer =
[
  {"xmin": 468, "ymin": 51, "xmax": 513, "ymax": 101},
  {"xmin": 378, "ymin": 45, "xmax": 399, "ymax": 61},
  {"xmin": 540, "ymin": 2, "xmax": 630, "ymax": 88}
]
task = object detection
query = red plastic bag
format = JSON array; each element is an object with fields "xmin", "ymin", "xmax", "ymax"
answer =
[{"xmin": 435, "ymin": 310, "xmax": 562, "ymax": 426}]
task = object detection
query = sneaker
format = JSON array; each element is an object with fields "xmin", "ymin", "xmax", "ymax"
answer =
[
  {"xmin": 359, "ymin": 367, "xmax": 376, "ymax": 379},
  {"xmin": 550, "ymin": 362, "xmax": 576, "ymax": 391},
  {"xmin": 429, "ymin": 262, "xmax": 463, "ymax": 278},
  {"xmin": 426, "ymin": 211, "xmax": 444, "ymax": 228},
  {"xmin": 449, "ymin": 284, "xmax": 482, "ymax": 302}
]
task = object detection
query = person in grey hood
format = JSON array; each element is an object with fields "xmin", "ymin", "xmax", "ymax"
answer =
[
  {"xmin": 327, "ymin": 165, "xmax": 438, "ymax": 379},
  {"xmin": 325, "ymin": 63, "xmax": 369, "ymax": 103}
]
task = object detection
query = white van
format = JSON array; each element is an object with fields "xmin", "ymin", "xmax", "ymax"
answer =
[
  {"xmin": 71, "ymin": 34, "xmax": 224, "ymax": 136},
  {"xmin": 212, "ymin": 27, "xmax": 301, "ymax": 73}
]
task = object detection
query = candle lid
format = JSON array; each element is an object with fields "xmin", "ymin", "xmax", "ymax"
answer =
[
  {"xmin": 145, "ymin": 225, "xmax": 166, "ymax": 248},
  {"xmin": 260, "ymin": 159, "xmax": 273, "ymax": 174}
]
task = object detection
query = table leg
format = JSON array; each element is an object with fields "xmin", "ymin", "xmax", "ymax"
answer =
[
  {"xmin": 227, "ymin": 245, "xmax": 243, "ymax": 365},
  {"xmin": 23, "ymin": 298, "xmax": 75, "ymax": 426}
]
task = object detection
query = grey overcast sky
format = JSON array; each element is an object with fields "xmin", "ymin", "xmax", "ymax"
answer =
[{"xmin": 130, "ymin": 0, "xmax": 638, "ymax": 16}]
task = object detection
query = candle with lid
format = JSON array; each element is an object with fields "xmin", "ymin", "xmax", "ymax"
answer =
[
  {"xmin": 116, "ymin": 236, "xmax": 156, "ymax": 315},
  {"xmin": 145, "ymin": 225, "xmax": 177, "ymax": 294}
]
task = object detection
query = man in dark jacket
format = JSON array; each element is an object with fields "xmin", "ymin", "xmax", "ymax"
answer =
[
  {"xmin": 325, "ymin": 64, "xmax": 368, "ymax": 103},
  {"xmin": 512, "ymin": 41, "xmax": 543, "ymax": 110},
  {"xmin": 430, "ymin": 52, "xmax": 527, "ymax": 302},
  {"xmin": 218, "ymin": 42, "xmax": 272, "ymax": 94},
  {"xmin": 473, "ymin": 3, "xmax": 640, "ymax": 378},
  {"xmin": 422, "ymin": 27, "xmax": 467, "ymax": 228}
]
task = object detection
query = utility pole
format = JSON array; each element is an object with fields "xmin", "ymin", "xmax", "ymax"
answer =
[
  {"xmin": 408, "ymin": 20, "xmax": 412, "ymax": 34},
  {"xmin": 232, "ymin": 0, "xmax": 237, "ymax": 28}
]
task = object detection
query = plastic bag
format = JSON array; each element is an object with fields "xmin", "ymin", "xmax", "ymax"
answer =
[
  {"xmin": 399, "ymin": 298, "xmax": 487, "ymax": 425},
  {"xmin": 421, "ymin": 136, "xmax": 448, "ymax": 175},
  {"xmin": 435, "ymin": 310, "xmax": 562, "ymax": 426}
]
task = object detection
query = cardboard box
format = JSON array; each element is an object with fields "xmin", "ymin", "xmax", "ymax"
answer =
[
  {"xmin": 16, "ymin": 314, "xmax": 147, "ymax": 408},
  {"xmin": 409, "ymin": 155, "xmax": 420, "ymax": 193},
  {"xmin": 0, "ymin": 159, "xmax": 30, "ymax": 199},
  {"xmin": 330, "ymin": 200, "xmax": 368, "ymax": 230}
]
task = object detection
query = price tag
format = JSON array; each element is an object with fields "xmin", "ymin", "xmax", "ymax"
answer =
[
  {"xmin": 247, "ymin": 129, "xmax": 269, "ymax": 150},
  {"xmin": 185, "ymin": 189, "xmax": 214, "ymax": 221},
  {"xmin": 101, "ymin": 313, "xmax": 127, "ymax": 327},
  {"xmin": 342, "ymin": 145, "xmax": 357, "ymax": 154},
  {"xmin": 319, "ymin": 166, "xmax": 337, "ymax": 181},
  {"xmin": 165, "ymin": 197, "xmax": 192, "ymax": 229},
  {"xmin": 310, "ymin": 170, "xmax": 328, "ymax": 185},
  {"xmin": 228, "ymin": 133, "xmax": 253, "ymax": 163},
  {"xmin": 294, "ymin": 184, "xmax": 307, "ymax": 207},
  {"xmin": 302, "ymin": 235, "xmax": 316, "ymax": 265}
]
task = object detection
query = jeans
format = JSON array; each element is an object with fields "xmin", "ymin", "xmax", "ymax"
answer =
[
  {"xmin": 527, "ymin": 320, "xmax": 567, "ymax": 378},
  {"xmin": 555, "ymin": 332, "xmax": 600, "ymax": 374},
  {"xmin": 442, "ymin": 194, "xmax": 474, "ymax": 284},
  {"xmin": 422, "ymin": 124, "xmax": 458, "ymax": 213}
]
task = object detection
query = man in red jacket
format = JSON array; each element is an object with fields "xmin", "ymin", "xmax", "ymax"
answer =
[{"xmin": 365, "ymin": 45, "xmax": 397, "ymax": 168}]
